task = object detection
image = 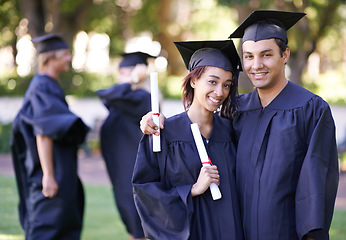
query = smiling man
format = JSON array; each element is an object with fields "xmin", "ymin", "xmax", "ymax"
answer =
[{"xmin": 229, "ymin": 10, "xmax": 339, "ymax": 240}]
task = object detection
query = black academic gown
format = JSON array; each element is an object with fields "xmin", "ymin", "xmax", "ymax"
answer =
[
  {"xmin": 96, "ymin": 83, "xmax": 151, "ymax": 238},
  {"xmin": 132, "ymin": 112, "xmax": 243, "ymax": 240},
  {"xmin": 233, "ymin": 81, "xmax": 339, "ymax": 240},
  {"xmin": 10, "ymin": 74, "xmax": 89, "ymax": 240}
]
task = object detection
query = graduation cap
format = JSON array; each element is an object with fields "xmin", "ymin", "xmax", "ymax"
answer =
[
  {"xmin": 31, "ymin": 33, "xmax": 69, "ymax": 53},
  {"xmin": 119, "ymin": 52, "xmax": 156, "ymax": 68},
  {"xmin": 229, "ymin": 10, "xmax": 306, "ymax": 43},
  {"xmin": 174, "ymin": 40, "xmax": 242, "ymax": 73}
]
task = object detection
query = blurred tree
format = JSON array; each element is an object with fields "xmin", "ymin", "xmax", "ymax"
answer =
[
  {"xmin": 133, "ymin": 0, "xmax": 238, "ymax": 75},
  {"xmin": 2, "ymin": 0, "xmax": 344, "ymax": 99},
  {"xmin": 0, "ymin": 0, "xmax": 20, "ymax": 56},
  {"xmin": 17, "ymin": 0, "xmax": 93, "ymax": 45},
  {"xmin": 218, "ymin": 0, "xmax": 344, "ymax": 92}
]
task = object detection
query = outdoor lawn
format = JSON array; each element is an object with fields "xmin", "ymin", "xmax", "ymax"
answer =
[
  {"xmin": 1, "ymin": 174, "xmax": 346, "ymax": 240},
  {"xmin": 0, "ymin": 175, "xmax": 128, "ymax": 240}
]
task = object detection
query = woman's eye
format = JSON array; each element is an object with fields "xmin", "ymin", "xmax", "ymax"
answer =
[{"xmin": 209, "ymin": 80, "xmax": 216, "ymax": 84}]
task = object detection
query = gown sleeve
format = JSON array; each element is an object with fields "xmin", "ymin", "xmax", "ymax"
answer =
[
  {"xmin": 22, "ymin": 84, "xmax": 88, "ymax": 145},
  {"xmin": 295, "ymin": 97, "xmax": 339, "ymax": 240},
  {"xmin": 132, "ymin": 134, "xmax": 193, "ymax": 240},
  {"xmin": 96, "ymin": 83, "xmax": 151, "ymax": 119}
]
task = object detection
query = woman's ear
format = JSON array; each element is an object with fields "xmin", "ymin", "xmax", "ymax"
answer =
[{"xmin": 190, "ymin": 78, "xmax": 196, "ymax": 88}]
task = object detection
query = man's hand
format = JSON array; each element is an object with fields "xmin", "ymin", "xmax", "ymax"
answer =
[
  {"xmin": 140, "ymin": 111, "xmax": 165, "ymax": 135},
  {"xmin": 42, "ymin": 174, "xmax": 58, "ymax": 198},
  {"xmin": 36, "ymin": 134, "xmax": 58, "ymax": 198}
]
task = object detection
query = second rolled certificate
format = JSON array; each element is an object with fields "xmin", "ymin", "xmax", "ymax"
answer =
[{"xmin": 150, "ymin": 72, "xmax": 161, "ymax": 152}]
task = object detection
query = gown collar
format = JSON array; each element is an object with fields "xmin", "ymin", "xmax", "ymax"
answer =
[{"xmin": 237, "ymin": 81, "xmax": 315, "ymax": 111}]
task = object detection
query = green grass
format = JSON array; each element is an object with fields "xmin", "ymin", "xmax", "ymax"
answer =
[
  {"xmin": 1, "ymin": 174, "xmax": 346, "ymax": 239},
  {"xmin": 0, "ymin": 175, "xmax": 128, "ymax": 240},
  {"xmin": 330, "ymin": 208, "xmax": 346, "ymax": 240}
]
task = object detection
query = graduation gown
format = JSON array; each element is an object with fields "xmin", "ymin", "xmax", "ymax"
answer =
[
  {"xmin": 132, "ymin": 112, "xmax": 243, "ymax": 240},
  {"xmin": 233, "ymin": 81, "xmax": 339, "ymax": 240},
  {"xmin": 96, "ymin": 83, "xmax": 151, "ymax": 238},
  {"xmin": 10, "ymin": 74, "xmax": 89, "ymax": 240}
]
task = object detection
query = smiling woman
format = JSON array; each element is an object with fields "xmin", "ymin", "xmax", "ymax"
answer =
[{"xmin": 132, "ymin": 40, "xmax": 243, "ymax": 240}]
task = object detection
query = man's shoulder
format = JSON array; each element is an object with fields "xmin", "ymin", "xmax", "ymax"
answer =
[
  {"xmin": 282, "ymin": 81, "xmax": 329, "ymax": 109},
  {"xmin": 269, "ymin": 81, "xmax": 327, "ymax": 111}
]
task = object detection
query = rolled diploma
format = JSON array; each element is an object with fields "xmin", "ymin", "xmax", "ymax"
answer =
[
  {"xmin": 190, "ymin": 123, "xmax": 222, "ymax": 200},
  {"xmin": 150, "ymin": 72, "xmax": 161, "ymax": 152}
]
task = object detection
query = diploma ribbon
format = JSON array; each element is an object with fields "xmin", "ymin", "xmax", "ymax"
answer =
[
  {"xmin": 202, "ymin": 158, "xmax": 213, "ymax": 165},
  {"xmin": 152, "ymin": 112, "xmax": 160, "ymax": 116}
]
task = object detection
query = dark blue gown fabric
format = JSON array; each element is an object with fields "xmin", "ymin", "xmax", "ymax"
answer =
[
  {"xmin": 96, "ymin": 83, "xmax": 151, "ymax": 238},
  {"xmin": 233, "ymin": 81, "xmax": 339, "ymax": 240},
  {"xmin": 11, "ymin": 74, "xmax": 89, "ymax": 240},
  {"xmin": 132, "ymin": 112, "xmax": 243, "ymax": 240}
]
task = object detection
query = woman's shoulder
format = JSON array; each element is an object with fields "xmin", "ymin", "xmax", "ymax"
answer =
[
  {"xmin": 210, "ymin": 114, "xmax": 234, "ymax": 143},
  {"xmin": 213, "ymin": 114, "xmax": 232, "ymax": 131},
  {"xmin": 163, "ymin": 112, "xmax": 193, "ymax": 142}
]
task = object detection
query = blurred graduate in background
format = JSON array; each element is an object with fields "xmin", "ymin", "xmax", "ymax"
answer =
[
  {"xmin": 11, "ymin": 34, "xmax": 89, "ymax": 240},
  {"xmin": 96, "ymin": 52, "xmax": 156, "ymax": 240}
]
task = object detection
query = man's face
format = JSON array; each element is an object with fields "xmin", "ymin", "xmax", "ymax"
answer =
[
  {"xmin": 118, "ymin": 66, "xmax": 134, "ymax": 84},
  {"xmin": 53, "ymin": 49, "xmax": 71, "ymax": 73},
  {"xmin": 242, "ymin": 38, "xmax": 289, "ymax": 91}
]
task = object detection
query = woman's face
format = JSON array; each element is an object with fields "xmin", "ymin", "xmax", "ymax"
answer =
[{"xmin": 191, "ymin": 66, "xmax": 233, "ymax": 113}]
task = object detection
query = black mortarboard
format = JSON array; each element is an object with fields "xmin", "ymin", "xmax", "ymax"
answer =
[
  {"xmin": 31, "ymin": 33, "xmax": 69, "ymax": 53},
  {"xmin": 119, "ymin": 52, "xmax": 155, "ymax": 68},
  {"xmin": 174, "ymin": 40, "xmax": 242, "ymax": 73},
  {"xmin": 229, "ymin": 10, "xmax": 306, "ymax": 43}
]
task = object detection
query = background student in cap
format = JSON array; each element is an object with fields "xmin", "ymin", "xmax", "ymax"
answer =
[
  {"xmin": 132, "ymin": 40, "xmax": 243, "ymax": 240},
  {"xmin": 95, "ymin": 52, "xmax": 155, "ymax": 240},
  {"xmin": 11, "ymin": 33, "xmax": 89, "ymax": 240},
  {"xmin": 229, "ymin": 10, "xmax": 338, "ymax": 240}
]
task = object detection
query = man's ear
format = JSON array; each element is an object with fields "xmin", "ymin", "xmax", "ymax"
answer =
[{"xmin": 283, "ymin": 47, "xmax": 290, "ymax": 64}]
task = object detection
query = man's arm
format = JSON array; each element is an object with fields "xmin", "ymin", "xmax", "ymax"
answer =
[
  {"xmin": 140, "ymin": 111, "xmax": 166, "ymax": 135},
  {"xmin": 36, "ymin": 134, "xmax": 58, "ymax": 198}
]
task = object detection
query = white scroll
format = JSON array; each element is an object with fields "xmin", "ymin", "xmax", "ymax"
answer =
[
  {"xmin": 150, "ymin": 72, "xmax": 161, "ymax": 152},
  {"xmin": 190, "ymin": 123, "xmax": 222, "ymax": 200}
]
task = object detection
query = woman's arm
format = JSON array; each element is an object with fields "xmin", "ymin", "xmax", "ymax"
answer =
[{"xmin": 36, "ymin": 134, "xmax": 58, "ymax": 198}]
